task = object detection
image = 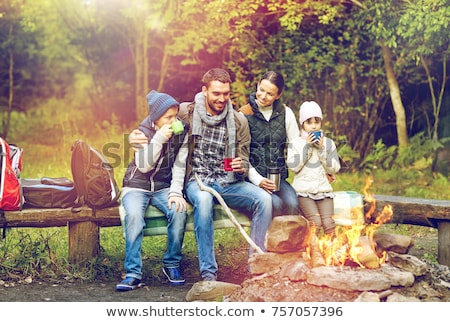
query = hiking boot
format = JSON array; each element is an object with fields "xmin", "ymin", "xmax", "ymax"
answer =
[
  {"xmin": 162, "ymin": 267, "xmax": 185, "ymax": 285},
  {"xmin": 115, "ymin": 277, "xmax": 143, "ymax": 292}
]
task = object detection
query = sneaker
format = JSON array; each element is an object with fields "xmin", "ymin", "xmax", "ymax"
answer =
[
  {"xmin": 162, "ymin": 267, "xmax": 185, "ymax": 285},
  {"xmin": 202, "ymin": 273, "xmax": 217, "ymax": 282},
  {"xmin": 115, "ymin": 277, "xmax": 143, "ymax": 292}
]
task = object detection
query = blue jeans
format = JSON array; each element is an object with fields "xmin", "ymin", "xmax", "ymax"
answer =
[
  {"xmin": 122, "ymin": 188, "xmax": 187, "ymax": 280},
  {"xmin": 272, "ymin": 179, "xmax": 300, "ymax": 217},
  {"xmin": 185, "ymin": 180, "xmax": 272, "ymax": 279}
]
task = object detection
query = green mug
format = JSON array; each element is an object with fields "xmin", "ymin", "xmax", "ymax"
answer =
[{"xmin": 171, "ymin": 120, "xmax": 184, "ymax": 135}]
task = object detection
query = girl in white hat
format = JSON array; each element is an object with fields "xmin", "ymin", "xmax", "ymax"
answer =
[{"xmin": 287, "ymin": 101, "xmax": 341, "ymax": 237}]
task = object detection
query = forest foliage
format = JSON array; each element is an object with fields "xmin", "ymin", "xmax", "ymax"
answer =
[
  {"xmin": 1, "ymin": 0, "xmax": 449, "ymax": 181},
  {"xmin": 1, "ymin": 1, "xmax": 449, "ymax": 282}
]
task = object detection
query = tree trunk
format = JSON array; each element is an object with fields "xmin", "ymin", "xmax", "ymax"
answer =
[
  {"xmin": 135, "ymin": 20, "xmax": 147, "ymax": 121},
  {"xmin": 143, "ymin": 20, "xmax": 149, "ymax": 116},
  {"xmin": 2, "ymin": 26, "xmax": 14, "ymax": 138},
  {"xmin": 420, "ymin": 54, "xmax": 446, "ymax": 142},
  {"xmin": 157, "ymin": 48, "xmax": 168, "ymax": 92},
  {"xmin": 380, "ymin": 40, "xmax": 409, "ymax": 147}
]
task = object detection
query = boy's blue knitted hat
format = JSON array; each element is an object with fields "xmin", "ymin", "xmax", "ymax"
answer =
[{"xmin": 147, "ymin": 90, "xmax": 179, "ymax": 122}]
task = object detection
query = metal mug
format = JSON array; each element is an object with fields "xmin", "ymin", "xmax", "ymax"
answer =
[
  {"xmin": 268, "ymin": 167, "xmax": 280, "ymax": 192},
  {"xmin": 310, "ymin": 130, "xmax": 323, "ymax": 142}
]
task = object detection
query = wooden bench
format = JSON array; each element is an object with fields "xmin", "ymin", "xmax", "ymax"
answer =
[
  {"xmin": 374, "ymin": 194, "xmax": 450, "ymax": 266},
  {"xmin": 1, "ymin": 193, "xmax": 449, "ymax": 266}
]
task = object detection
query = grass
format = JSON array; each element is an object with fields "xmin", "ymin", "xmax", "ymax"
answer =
[{"xmin": 0, "ymin": 222, "xmax": 249, "ymax": 282}]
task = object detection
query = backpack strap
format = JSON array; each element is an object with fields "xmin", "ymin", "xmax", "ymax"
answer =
[{"xmin": 238, "ymin": 103, "xmax": 253, "ymax": 115}]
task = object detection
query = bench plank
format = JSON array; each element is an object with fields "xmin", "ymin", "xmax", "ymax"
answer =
[
  {"xmin": 373, "ymin": 195, "xmax": 450, "ymax": 266},
  {"xmin": 374, "ymin": 194, "xmax": 450, "ymax": 228},
  {"xmin": 1, "ymin": 207, "xmax": 120, "ymax": 228}
]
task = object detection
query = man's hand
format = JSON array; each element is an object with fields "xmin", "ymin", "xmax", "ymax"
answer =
[
  {"xmin": 229, "ymin": 157, "xmax": 245, "ymax": 173},
  {"xmin": 129, "ymin": 129, "xmax": 148, "ymax": 151}
]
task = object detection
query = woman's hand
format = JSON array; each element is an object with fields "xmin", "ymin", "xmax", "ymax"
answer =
[{"xmin": 259, "ymin": 178, "xmax": 276, "ymax": 194}]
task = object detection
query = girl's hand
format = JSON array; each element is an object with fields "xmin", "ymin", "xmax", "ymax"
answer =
[
  {"xmin": 306, "ymin": 132, "xmax": 317, "ymax": 144},
  {"xmin": 314, "ymin": 135, "xmax": 324, "ymax": 148},
  {"xmin": 307, "ymin": 132, "xmax": 324, "ymax": 148}
]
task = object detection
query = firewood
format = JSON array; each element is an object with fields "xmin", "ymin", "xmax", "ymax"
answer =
[
  {"xmin": 310, "ymin": 236, "xmax": 326, "ymax": 268},
  {"xmin": 387, "ymin": 251, "xmax": 428, "ymax": 276},
  {"xmin": 357, "ymin": 236, "xmax": 380, "ymax": 269}
]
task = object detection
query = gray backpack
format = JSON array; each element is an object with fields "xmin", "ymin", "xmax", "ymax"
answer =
[{"xmin": 71, "ymin": 139, "xmax": 120, "ymax": 211}]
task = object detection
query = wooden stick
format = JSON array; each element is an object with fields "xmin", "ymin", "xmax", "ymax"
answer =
[{"xmin": 194, "ymin": 173, "xmax": 264, "ymax": 254}]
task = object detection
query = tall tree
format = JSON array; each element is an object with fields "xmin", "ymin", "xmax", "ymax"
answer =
[
  {"xmin": 0, "ymin": 0, "xmax": 45, "ymax": 137},
  {"xmin": 396, "ymin": 0, "xmax": 450, "ymax": 142},
  {"xmin": 350, "ymin": 0, "xmax": 450, "ymax": 147},
  {"xmin": 349, "ymin": 0, "xmax": 409, "ymax": 148}
]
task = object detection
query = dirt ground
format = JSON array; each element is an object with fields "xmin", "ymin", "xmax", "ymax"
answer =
[
  {"xmin": 0, "ymin": 246, "xmax": 249, "ymax": 302},
  {"xmin": 0, "ymin": 232, "xmax": 449, "ymax": 302}
]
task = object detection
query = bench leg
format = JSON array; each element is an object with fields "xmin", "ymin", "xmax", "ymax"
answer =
[
  {"xmin": 68, "ymin": 221, "xmax": 100, "ymax": 264},
  {"xmin": 438, "ymin": 221, "xmax": 450, "ymax": 267}
]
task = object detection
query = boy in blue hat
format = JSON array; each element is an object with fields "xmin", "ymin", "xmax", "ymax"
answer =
[{"xmin": 116, "ymin": 90, "xmax": 189, "ymax": 292}]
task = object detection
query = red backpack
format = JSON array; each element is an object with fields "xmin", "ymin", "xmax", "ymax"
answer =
[{"xmin": 0, "ymin": 138, "xmax": 24, "ymax": 211}]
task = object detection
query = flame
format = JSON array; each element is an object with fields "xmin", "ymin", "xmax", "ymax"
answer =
[{"xmin": 310, "ymin": 176, "xmax": 393, "ymax": 268}]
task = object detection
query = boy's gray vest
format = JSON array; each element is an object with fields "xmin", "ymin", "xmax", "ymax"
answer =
[{"xmin": 122, "ymin": 115, "xmax": 188, "ymax": 191}]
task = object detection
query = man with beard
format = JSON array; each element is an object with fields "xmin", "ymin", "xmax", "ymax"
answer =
[{"xmin": 178, "ymin": 68, "xmax": 272, "ymax": 282}]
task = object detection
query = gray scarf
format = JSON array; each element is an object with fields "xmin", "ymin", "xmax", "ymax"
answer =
[{"xmin": 192, "ymin": 92, "xmax": 236, "ymax": 158}]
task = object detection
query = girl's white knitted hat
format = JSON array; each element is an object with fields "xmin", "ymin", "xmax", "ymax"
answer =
[{"xmin": 299, "ymin": 101, "xmax": 322, "ymax": 125}]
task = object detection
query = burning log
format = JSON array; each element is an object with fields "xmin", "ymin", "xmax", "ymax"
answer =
[
  {"xmin": 334, "ymin": 244, "xmax": 350, "ymax": 265},
  {"xmin": 310, "ymin": 236, "xmax": 326, "ymax": 268},
  {"xmin": 357, "ymin": 236, "xmax": 380, "ymax": 269}
]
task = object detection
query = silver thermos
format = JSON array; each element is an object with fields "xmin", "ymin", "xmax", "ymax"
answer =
[{"xmin": 268, "ymin": 167, "xmax": 280, "ymax": 192}]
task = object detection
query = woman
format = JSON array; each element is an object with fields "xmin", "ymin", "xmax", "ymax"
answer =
[{"xmin": 239, "ymin": 71, "xmax": 300, "ymax": 217}]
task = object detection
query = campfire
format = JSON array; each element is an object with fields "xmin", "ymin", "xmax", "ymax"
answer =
[
  {"xmin": 309, "ymin": 177, "xmax": 394, "ymax": 269},
  {"xmin": 187, "ymin": 177, "xmax": 449, "ymax": 302}
]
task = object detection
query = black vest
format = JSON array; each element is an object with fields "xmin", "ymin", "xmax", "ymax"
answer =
[{"xmin": 243, "ymin": 93, "xmax": 288, "ymax": 179}]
